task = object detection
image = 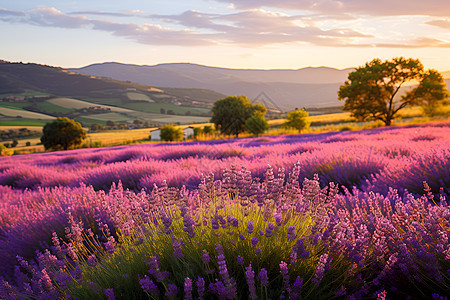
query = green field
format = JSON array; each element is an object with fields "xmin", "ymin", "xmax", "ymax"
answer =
[
  {"xmin": 36, "ymin": 101, "xmax": 73, "ymax": 114},
  {"xmin": 47, "ymin": 97, "xmax": 133, "ymax": 113},
  {"xmin": 122, "ymin": 102, "xmax": 209, "ymax": 115},
  {"xmin": 0, "ymin": 107, "xmax": 55, "ymax": 119},
  {"xmin": 82, "ymin": 112, "xmax": 134, "ymax": 122},
  {"xmin": 126, "ymin": 92, "xmax": 154, "ymax": 102},
  {"xmin": 0, "ymin": 118, "xmax": 48, "ymax": 126}
]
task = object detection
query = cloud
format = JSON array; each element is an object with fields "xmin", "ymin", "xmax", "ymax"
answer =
[
  {"xmin": 0, "ymin": 8, "xmax": 25, "ymax": 17},
  {"xmin": 376, "ymin": 37, "xmax": 450, "ymax": 48},
  {"xmin": 69, "ymin": 10, "xmax": 145, "ymax": 18},
  {"xmin": 152, "ymin": 9, "xmax": 371, "ymax": 46},
  {"xmin": 426, "ymin": 19, "xmax": 450, "ymax": 29},
  {"xmin": 27, "ymin": 7, "xmax": 88, "ymax": 28},
  {"xmin": 0, "ymin": 7, "xmax": 214, "ymax": 46},
  {"xmin": 215, "ymin": 0, "xmax": 450, "ymax": 17},
  {"xmin": 0, "ymin": 6, "xmax": 448, "ymax": 49}
]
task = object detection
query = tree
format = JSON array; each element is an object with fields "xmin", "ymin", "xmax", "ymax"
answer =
[
  {"xmin": 283, "ymin": 109, "xmax": 311, "ymax": 133},
  {"xmin": 41, "ymin": 117, "xmax": 87, "ymax": 150},
  {"xmin": 408, "ymin": 69, "xmax": 449, "ymax": 117},
  {"xmin": 193, "ymin": 127, "xmax": 202, "ymax": 138},
  {"xmin": 0, "ymin": 144, "xmax": 13, "ymax": 156},
  {"xmin": 210, "ymin": 95, "xmax": 267, "ymax": 138},
  {"xmin": 245, "ymin": 114, "xmax": 269, "ymax": 136},
  {"xmin": 338, "ymin": 57, "xmax": 449, "ymax": 126},
  {"xmin": 90, "ymin": 123, "xmax": 102, "ymax": 132},
  {"xmin": 202, "ymin": 125, "xmax": 214, "ymax": 135},
  {"xmin": 106, "ymin": 120, "xmax": 117, "ymax": 127},
  {"xmin": 160, "ymin": 124, "xmax": 183, "ymax": 142}
]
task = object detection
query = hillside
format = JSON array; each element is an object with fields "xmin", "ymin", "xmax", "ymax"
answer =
[
  {"xmin": 0, "ymin": 61, "xmax": 225, "ymax": 125},
  {"xmin": 69, "ymin": 62, "xmax": 355, "ymax": 110}
]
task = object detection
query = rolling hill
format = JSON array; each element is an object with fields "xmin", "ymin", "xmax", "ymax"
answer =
[
  {"xmin": 0, "ymin": 61, "xmax": 225, "ymax": 125},
  {"xmin": 69, "ymin": 62, "xmax": 355, "ymax": 110}
]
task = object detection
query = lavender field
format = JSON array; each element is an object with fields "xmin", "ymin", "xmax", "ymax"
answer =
[{"xmin": 0, "ymin": 121, "xmax": 449, "ymax": 299}]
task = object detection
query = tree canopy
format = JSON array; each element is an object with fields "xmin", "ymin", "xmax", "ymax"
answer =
[
  {"xmin": 160, "ymin": 124, "xmax": 183, "ymax": 142},
  {"xmin": 408, "ymin": 69, "xmax": 449, "ymax": 116},
  {"xmin": 41, "ymin": 117, "xmax": 87, "ymax": 150},
  {"xmin": 210, "ymin": 95, "xmax": 266, "ymax": 138},
  {"xmin": 283, "ymin": 109, "xmax": 311, "ymax": 133},
  {"xmin": 245, "ymin": 114, "xmax": 269, "ymax": 136},
  {"xmin": 338, "ymin": 57, "xmax": 449, "ymax": 126}
]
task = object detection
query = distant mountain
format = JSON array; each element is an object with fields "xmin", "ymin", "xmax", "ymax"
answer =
[
  {"xmin": 0, "ymin": 61, "xmax": 226, "ymax": 125},
  {"xmin": 0, "ymin": 61, "xmax": 224, "ymax": 103},
  {"xmin": 69, "ymin": 62, "xmax": 355, "ymax": 110}
]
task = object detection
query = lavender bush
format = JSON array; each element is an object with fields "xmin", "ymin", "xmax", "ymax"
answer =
[{"xmin": 0, "ymin": 122, "xmax": 448, "ymax": 299}]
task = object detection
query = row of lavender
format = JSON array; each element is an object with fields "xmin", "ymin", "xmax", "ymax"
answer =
[
  {"xmin": 0, "ymin": 162, "xmax": 449, "ymax": 299},
  {"xmin": 0, "ymin": 122, "xmax": 449, "ymax": 196},
  {"xmin": 0, "ymin": 122, "xmax": 449, "ymax": 299}
]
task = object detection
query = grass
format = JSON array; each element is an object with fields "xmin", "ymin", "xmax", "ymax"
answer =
[
  {"xmin": 0, "ymin": 118, "xmax": 48, "ymax": 127},
  {"xmin": 0, "ymin": 92, "xmax": 51, "ymax": 97},
  {"xmin": 36, "ymin": 101, "xmax": 73, "ymax": 114},
  {"xmin": 0, "ymin": 103, "xmax": 30, "ymax": 110},
  {"xmin": 122, "ymin": 102, "xmax": 209, "ymax": 115},
  {"xmin": 126, "ymin": 92, "xmax": 154, "ymax": 102},
  {"xmin": 47, "ymin": 98, "xmax": 132, "ymax": 113},
  {"xmin": 0, "ymin": 107, "xmax": 55, "ymax": 119}
]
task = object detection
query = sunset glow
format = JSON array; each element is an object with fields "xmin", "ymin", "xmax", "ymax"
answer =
[{"xmin": 1, "ymin": 0, "xmax": 450, "ymax": 70}]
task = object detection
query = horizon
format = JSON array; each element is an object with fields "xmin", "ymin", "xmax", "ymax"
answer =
[{"xmin": 1, "ymin": 1, "xmax": 450, "ymax": 71}]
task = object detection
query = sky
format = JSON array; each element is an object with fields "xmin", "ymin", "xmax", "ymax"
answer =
[{"xmin": 1, "ymin": 0, "xmax": 450, "ymax": 71}]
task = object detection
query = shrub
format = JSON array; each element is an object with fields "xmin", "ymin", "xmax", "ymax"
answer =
[{"xmin": 160, "ymin": 124, "xmax": 183, "ymax": 142}]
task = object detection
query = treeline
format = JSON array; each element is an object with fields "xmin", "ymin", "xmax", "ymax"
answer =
[{"xmin": 0, "ymin": 128, "xmax": 39, "ymax": 141}]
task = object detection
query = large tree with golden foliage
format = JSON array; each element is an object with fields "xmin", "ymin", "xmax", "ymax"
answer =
[{"xmin": 338, "ymin": 57, "xmax": 449, "ymax": 126}]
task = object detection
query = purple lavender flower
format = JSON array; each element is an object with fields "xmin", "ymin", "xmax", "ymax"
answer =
[
  {"xmin": 202, "ymin": 250, "xmax": 210, "ymax": 264},
  {"xmin": 172, "ymin": 236, "xmax": 184, "ymax": 259},
  {"xmin": 237, "ymin": 255, "xmax": 244, "ymax": 265},
  {"xmin": 377, "ymin": 289, "xmax": 387, "ymax": 300},
  {"xmin": 139, "ymin": 275, "xmax": 159, "ymax": 296},
  {"xmin": 86, "ymin": 280, "xmax": 100, "ymax": 293},
  {"xmin": 255, "ymin": 248, "xmax": 261, "ymax": 255},
  {"xmin": 258, "ymin": 268, "xmax": 269, "ymax": 286},
  {"xmin": 287, "ymin": 226, "xmax": 296, "ymax": 241},
  {"xmin": 165, "ymin": 284, "xmax": 177, "ymax": 297},
  {"xmin": 290, "ymin": 249, "xmax": 298, "ymax": 265},
  {"xmin": 211, "ymin": 217, "xmax": 219, "ymax": 230},
  {"xmin": 247, "ymin": 221, "xmax": 254, "ymax": 233},
  {"xmin": 214, "ymin": 280, "xmax": 227, "ymax": 298},
  {"xmin": 245, "ymin": 264, "xmax": 257, "ymax": 299},
  {"xmin": 184, "ymin": 277, "xmax": 193, "ymax": 300},
  {"xmin": 104, "ymin": 288, "xmax": 115, "ymax": 300},
  {"xmin": 239, "ymin": 234, "xmax": 245, "ymax": 241},
  {"xmin": 265, "ymin": 222, "xmax": 275, "ymax": 237},
  {"xmin": 293, "ymin": 276, "xmax": 303, "ymax": 293},
  {"xmin": 147, "ymin": 255, "xmax": 168, "ymax": 282},
  {"xmin": 313, "ymin": 253, "xmax": 329, "ymax": 286},
  {"xmin": 336, "ymin": 286, "xmax": 346, "ymax": 297},
  {"xmin": 87, "ymin": 254, "xmax": 97, "ymax": 267},
  {"xmin": 274, "ymin": 213, "xmax": 282, "ymax": 226},
  {"xmin": 197, "ymin": 277, "xmax": 205, "ymax": 299},
  {"xmin": 104, "ymin": 240, "xmax": 115, "ymax": 255},
  {"xmin": 251, "ymin": 237, "xmax": 259, "ymax": 246},
  {"xmin": 279, "ymin": 261, "xmax": 289, "ymax": 276}
]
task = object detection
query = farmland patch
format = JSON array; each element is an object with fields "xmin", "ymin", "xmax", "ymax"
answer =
[{"xmin": 0, "ymin": 107, "xmax": 55, "ymax": 119}]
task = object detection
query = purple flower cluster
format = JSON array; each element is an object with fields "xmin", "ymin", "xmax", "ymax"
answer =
[{"xmin": 0, "ymin": 122, "xmax": 448, "ymax": 299}]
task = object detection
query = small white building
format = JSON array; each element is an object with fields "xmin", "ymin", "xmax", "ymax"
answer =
[
  {"xmin": 183, "ymin": 127, "xmax": 194, "ymax": 140},
  {"xmin": 150, "ymin": 126, "xmax": 194, "ymax": 141},
  {"xmin": 150, "ymin": 128, "xmax": 161, "ymax": 141}
]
